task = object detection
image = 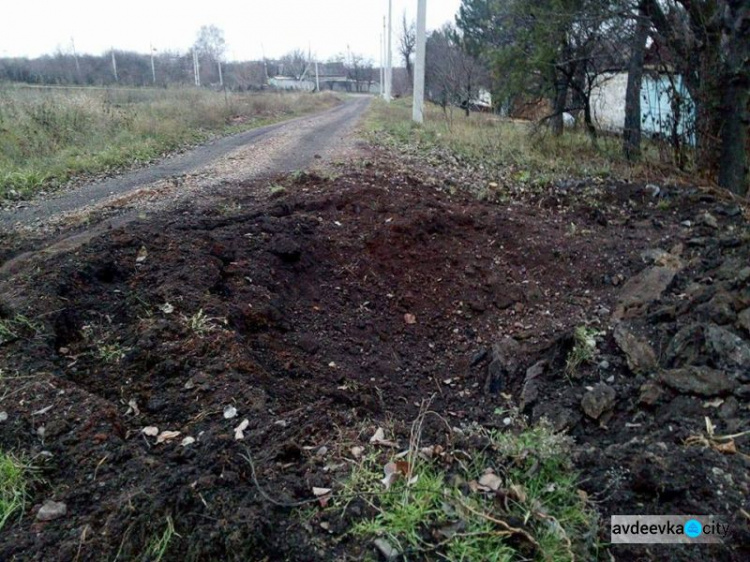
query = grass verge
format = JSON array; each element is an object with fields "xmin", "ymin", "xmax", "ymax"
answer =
[
  {"xmin": 0, "ymin": 452, "xmax": 32, "ymax": 530},
  {"xmin": 364, "ymin": 97, "xmax": 688, "ymax": 194},
  {"xmin": 329, "ymin": 419, "xmax": 598, "ymax": 561},
  {"xmin": 0, "ymin": 87, "xmax": 341, "ymax": 201}
]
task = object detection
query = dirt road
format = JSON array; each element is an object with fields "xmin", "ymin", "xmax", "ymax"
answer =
[
  {"xmin": 0, "ymin": 95, "xmax": 370, "ymax": 230},
  {"xmin": 0, "ymin": 95, "xmax": 370, "ymax": 278}
]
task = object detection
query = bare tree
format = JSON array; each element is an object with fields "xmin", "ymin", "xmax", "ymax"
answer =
[
  {"xmin": 279, "ymin": 49, "xmax": 308, "ymax": 80},
  {"xmin": 399, "ymin": 14, "xmax": 416, "ymax": 84},
  {"xmin": 194, "ymin": 25, "xmax": 226, "ymax": 62},
  {"xmin": 426, "ymin": 25, "xmax": 489, "ymax": 122},
  {"xmin": 193, "ymin": 25, "xmax": 226, "ymax": 84}
]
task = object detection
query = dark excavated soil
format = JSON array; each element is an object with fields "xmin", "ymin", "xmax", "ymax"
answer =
[{"xmin": 0, "ymin": 153, "xmax": 748, "ymax": 561}]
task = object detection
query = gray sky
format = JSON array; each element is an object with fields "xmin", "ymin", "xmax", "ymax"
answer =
[{"xmin": 1, "ymin": 1, "xmax": 462, "ymax": 63}]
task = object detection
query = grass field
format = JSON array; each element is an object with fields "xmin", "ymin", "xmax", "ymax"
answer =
[
  {"xmin": 365, "ymin": 97, "xmax": 690, "ymax": 189},
  {"xmin": 0, "ymin": 86, "xmax": 340, "ymax": 200}
]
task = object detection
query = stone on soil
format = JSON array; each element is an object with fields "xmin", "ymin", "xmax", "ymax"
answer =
[
  {"xmin": 659, "ymin": 366, "xmax": 737, "ymax": 396},
  {"xmin": 581, "ymin": 384, "xmax": 616, "ymax": 420},
  {"xmin": 613, "ymin": 266, "xmax": 679, "ymax": 320},
  {"xmin": 705, "ymin": 325, "xmax": 750, "ymax": 369},
  {"xmin": 737, "ymin": 308, "xmax": 750, "ymax": 335},
  {"xmin": 613, "ymin": 325, "xmax": 657, "ymax": 375},
  {"xmin": 36, "ymin": 500, "xmax": 67, "ymax": 521}
]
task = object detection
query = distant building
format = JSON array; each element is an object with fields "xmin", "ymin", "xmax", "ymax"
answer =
[
  {"xmin": 268, "ymin": 61, "xmax": 380, "ymax": 94},
  {"xmin": 590, "ymin": 41, "xmax": 696, "ymax": 144}
]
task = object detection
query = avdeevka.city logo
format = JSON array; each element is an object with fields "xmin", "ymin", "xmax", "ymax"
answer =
[
  {"xmin": 684, "ymin": 519, "xmax": 703, "ymax": 539},
  {"xmin": 611, "ymin": 515, "xmax": 729, "ymax": 544}
]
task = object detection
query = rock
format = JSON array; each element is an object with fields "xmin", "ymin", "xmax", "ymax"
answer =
[
  {"xmin": 660, "ymin": 366, "xmax": 737, "ymax": 396},
  {"xmin": 581, "ymin": 384, "xmax": 616, "ymax": 420},
  {"xmin": 268, "ymin": 235, "xmax": 302, "ymax": 262},
  {"xmin": 718, "ymin": 396, "xmax": 739, "ymax": 419},
  {"xmin": 484, "ymin": 337, "xmax": 521, "ymax": 394},
  {"xmin": 520, "ymin": 360, "xmax": 546, "ymax": 409},
  {"xmin": 36, "ymin": 500, "xmax": 67, "ymax": 522},
  {"xmin": 695, "ymin": 292, "xmax": 737, "ymax": 325},
  {"xmin": 705, "ymin": 325, "xmax": 750, "ymax": 369},
  {"xmin": 374, "ymin": 538, "xmax": 399, "ymax": 561},
  {"xmin": 737, "ymin": 308, "xmax": 750, "ymax": 335},
  {"xmin": 614, "ymin": 325, "xmax": 657, "ymax": 375},
  {"xmin": 640, "ymin": 248, "xmax": 683, "ymax": 270},
  {"xmin": 613, "ymin": 266, "xmax": 679, "ymax": 320},
  {"xmin": 739, "ymin": 267, "xmax": 750, "ymax": 284},
  {"xmin": 698, "ymin": 212, "xmax": 719, "ymax": 229},
  {"xmin": 639, "ymin": 382, "xmax": 664, "ymax": 406},
  {"xmin": 734, "ymin": 385, "xmax": 750, "ymax": 400},
  {"xmin": 666, "ymin": 324, "xmax": 705, "ymax": 367}
]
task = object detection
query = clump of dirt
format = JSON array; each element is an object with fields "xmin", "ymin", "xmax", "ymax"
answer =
[{"xmin": 0, "ymin": 152, "xmax": 748, "ymax": 561}]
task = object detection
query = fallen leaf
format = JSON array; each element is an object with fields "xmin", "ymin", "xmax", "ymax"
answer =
[
  {"xmin": 478, "ymin": 472, "xmax": 502, "ymax": 492},
  {"xmin": 703, "ymin": 398, "xmax": 724, "ymax": 409},
  {"xmin": 135, "ymin": 246, "xmax": 148, "ymax": 264},
  {"xmin": 234, "ymin": 419, "xmax": 249, "ymax": 440},
  {"xmin": 159, "ymin": 303, "xmax": 175, "ymax": 314},
  {"xmin": 369, "ymin": 427, "xmax": 398, "ymax": 448},
  {"xmin": 404, "ymin": 313, "xmax": 417, "ymax": 325},
  {"xmin": 350, "ymin": 446, "xmax": 364, "ymax": 458},
  {"xmin": 713, "ymin": 440, "xmax": 737, "ymax": 454},
  {"xmin": 223, "ymin": 405, "xmax": 238, "ymax": 419},
  {"xmin": 0, "ymin": 412, "xmax": 7, "ymax": 422},
  {"xmin": 156, "ymin": 430, "xmax": 181, "ymax": 444},
  {"xmin": 468, "ymin": 480, "xmax": 486, "ymax": 493},
  {"xmin": 142, "ymin": 426, "xmax": 159, "ymax": 437},
  {"xmin": 509, "ymin": 484, "xmax": 527, "ymax": 503},
  {"xmin": 313, "ymin": 487, "xmax": 332, "ymax": 507},
  {"xmin": 181, "ymin": 436, "xmax": 196, "ymax": 447},
  {"xmin": 126, "ymin": 399, "xmax": 140, "ymax": 416}
]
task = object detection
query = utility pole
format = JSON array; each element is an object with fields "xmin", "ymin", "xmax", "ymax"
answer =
[
  {"xmin": 386, "ymin": 1, "xmax": 393, "ymax": 102},
  {"xmin": 217, "ymin": 59, "xmax": 223, "ymax": 87},
  {"xmin": 379, "ymin": 32, "xmax": 384, "ymax": 97},
  {"xmin": 150, "ymin": 44, "xmax": 156, "ymax": 85},
  {"xmin": 111, "ymin": 49, "xmax": 118, "ymax": 82},
  {"xmin": 382, "ymin": 17, "xmax": 387, "ymax": 99},
  {"xmin": 315, "ymin": 60, "xmax": 320, "ymax": 92},
  {"xmin": 70, "ymin": 37, "xmax": 81, "ymax": 80},
  {"xmin": 412, "ymin": 0, "xmax": 427, "ymax": 123},
  {"xmin": 193, "ymin": 50, "xmax": 201, "ymax": 87}
]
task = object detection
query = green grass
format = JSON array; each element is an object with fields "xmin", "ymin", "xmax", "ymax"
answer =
[
  {"xmin": 565, "ymin": 326, "xmax": 599, "ymax": 378},
  {"xmin": 0, "ymin": 86, "xmax": 341, "ymax": 200},
  {"xmin": 364, "ymin": 97, "xmax": 683, "ymax": 194},
  {"xmin": 336, "ymin": 421, "xmax": 597, "ymax": 561},
  {"xmin": 0, "ymin": 314, "xmax": 40, "ymax": 345},
  {"xmin": 142, "ymin": 516, "xmax": 177, "ymax": 562},
  {"xmin": 0, "ymin": 452, "xmax": 31, "ymax": 530}
]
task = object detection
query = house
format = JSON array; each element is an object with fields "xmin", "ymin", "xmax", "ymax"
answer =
[{"xmin": 589, "ymin": 42, "xmax": 696, "ymax": 143}]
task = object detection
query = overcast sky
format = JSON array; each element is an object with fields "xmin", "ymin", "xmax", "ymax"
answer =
[{"xmin": 1, "ymin": 1, "xmax": 462, "ymax": 63}]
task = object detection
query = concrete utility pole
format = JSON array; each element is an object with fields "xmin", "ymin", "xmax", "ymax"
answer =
[
  {"xmin": 386, "ymin": 0, "xmax": 393, "ymax": 102},
  {"xmin": 150, "ymin": 44, "xmax": 156, "ymax": 84},
  {"xmin": 382, "ymin": 17, "xmax": 387, "ymax": 99},
  {"xmin": 193, "ymin": 50, "xmax": 201, "ymax": 87},
  {"xmin": 315, "ymin": 61, "xmax": 320, "ymax": 92},
  {"xmin": 412, "ymin": 0, "xmax": 427, "ymax": 123},
  {"xmin": 111, "ymin": 49, "xmax": 118, "ymax": 82},
  {"xmin": 379, "ymin": 32, "xmax": 384, "ymax": 96},
  {"xmin": 217, "ymin": 60, "xmax": 223, "ymax": 87}
]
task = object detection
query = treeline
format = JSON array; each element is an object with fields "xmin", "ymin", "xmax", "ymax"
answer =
[
  {"xmin": 418, "ymin": 0, "xmax": 749, "ymax": 195},
  {"xmin": 0, "ymin": 51, "xmax": 268, "ymax": 90}
]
